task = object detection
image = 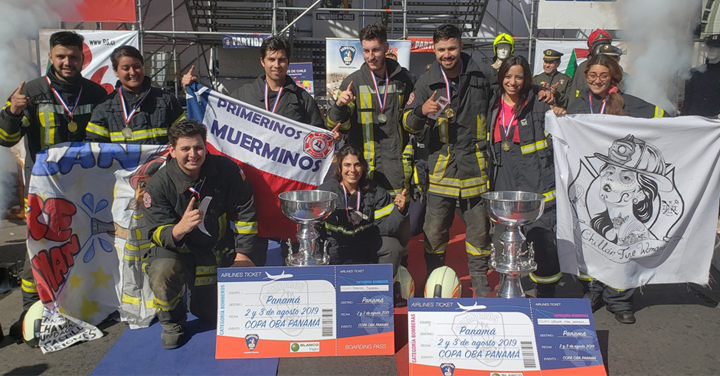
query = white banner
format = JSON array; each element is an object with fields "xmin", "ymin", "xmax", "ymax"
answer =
[
  {"xmin": 325, "ymin": 38, "xmax": 411, "ymax": 100},
  {"xmin": 27, "ymin": 143, "xmax": 171, "ymax": 349},
  {"xmin": 187, "ymin": 84, "xmax": 335, "ymax": 239},
  {"xmin": 537, "ymin": 0, "xmax": 622, "ymax": 30},
  {"xmin": 40, "ymin": 29, "xmax": 139, "ymax": 94},
  {"xmin": 547, "ymin": 113, "xmax": 720, "ymax": 289}
]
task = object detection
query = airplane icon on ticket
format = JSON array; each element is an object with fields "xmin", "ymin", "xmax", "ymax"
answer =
[
  {"xmin": 265, "ymin": 271, "xmax": 294, "ymax": 281},
  {"xmin": 456, "ymin": 302, "xmax": 487, "ymax": 311}
]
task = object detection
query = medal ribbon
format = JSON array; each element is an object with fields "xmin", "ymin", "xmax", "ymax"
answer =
[
  {"xmin": 370, "ymin": 70, "xmax": 389, "ymax": 113},
  {"xmin": 440, "ymin": 60, "xmax": 464, "ymax": 104},
  {"xmin": 264, "ymin": 81, "xmax": 284, "ymax": 113},
  {"xmin": 589, "ymin": 92, "xmax": 607, "ymax": 115},
  {"xmin": 119, "ymin": 86, "xmax": 152, "ymax": 126},
  {"xmin": 500, "ymin": 97, "xmax": 517, "ymax": 140},
  {"xmin": 46, "ymin": 76, "xmax": 82, "ymax": 120},
  {"xmin": 340, "ymin": 182, "xmax": 361, "ymax": 222}
]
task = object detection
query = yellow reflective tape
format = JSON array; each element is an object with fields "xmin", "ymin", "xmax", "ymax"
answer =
[
  {"xmin": 124, "ymin": 241, "xmax": 153, "ymax": 251},
  {"xmin": 218, "ymin": 213, "xmax": 227, "ymax": 240},
  {"xmin": 520, "ymin": 139, "xmax": 548, "ymax": 155},
  {"xmin": 21, "ymin": 279, "xmax": 37, "ymax": 293},
  {"xmin": 325, "ymin": 222, "xmax": 372, "ymax": 236},
  {"xmin": 374, "ymin": 203, "xmax": 394, "ymax": 220},
  {"xmin": 402, "ymin": 109, "xmax": 420, "ymax": 134},
  {"xmin": 465, "ymin": 241, "xmax": 491, "ymax": 256},
  {"xmin": 543, "ymin": 190, "xmax": 557, "ymax": 202},
  {"xmin": 132, "ymin": 213, "xmax": 144, "ymax": 220},
  {"xmin": 476, "ymin": 114, "xmax": 487, "ymax": 141},
  {"xmin": 654, "ymin": 107, "xmax": 665, "ymax": 118},
  {"xmin": 110, "ymin": 127, "xmax": 168, "ymax": 142},
  {"xmin": 530, "ymin": 272, "xmax": 562, "ymax": 284},
  {"xmin": 438, "ymin": 116, "xmax": 448, "ymax": 143},
  {"xmin": 578, "ymin": 273, "xmax": 593, "ymax": 281},
  {"xmin": 427, "ymin": 242, "xmax": 447, "ymax": 255},
  {"xmin": 123, "ymin": 294, "xmax": 155, "ymax": 308},
  {"xmin": 172, "ymin": 111, "xmax": 187, "ymax": 125},
  {"xmin": 427, "ymin": 184, "xmax": 460, "ymax": 197},
  {"xmin": 123, "ymin": 254, "xmax": 141, "ymax": 261},
  {"xmin": 194, "ymin": 276, "xmax": 216, "ymax": 286},
  {"xmin": 0, "ymin": 126, "xmax": 21, "ymax": 143},
  {"xmin": 152, "ymin": 225, "xmax": 173, "ymax": 246},
  {"xmin": 152, "ymin": 293, "xmax": 183, "ymax": 311},
  {"xmin": 196, "ymin": 265, "xmax": 217, "ymax": 275},
  {"xmin": 234, "ymin": 220, "xmax": 258, "ymax": 234},
  {"xmin": 402, "ymin": 144, "xmax": 413, "ymax": 188},
  {"xmin": 86, "ymin": 122, "xmax": 110, "ymax": 137}
]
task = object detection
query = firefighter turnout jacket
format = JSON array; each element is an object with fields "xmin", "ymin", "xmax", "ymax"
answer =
[
  {"xmin": 326, "ymin": 59, "xmax": 416, "ymax": 196},
  {"xmin": 139, "ymin": 154, "xmax": 262, "ymax": 268},
  {"xmin": 403, "ymin": 53, "xmax": 496, "ymax": 199},
  {"xmin": 86, "ymin": 77, "xmax": 185, "ymax": 144},
  {"xmin": 231, "ymin": 75, "xmax": 324, "ymax": 128},
  {"xmin": 319, "ymin": 179, "xmax": 406, "ymax": 241},
  {"xmin": 0, "ymin": 68, "xmax": 107, "ymax": 160}
]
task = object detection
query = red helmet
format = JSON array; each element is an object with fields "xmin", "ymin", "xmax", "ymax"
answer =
[{"xmin": 587, "ymin": 29, "xmax": 612, "ymax": 49}]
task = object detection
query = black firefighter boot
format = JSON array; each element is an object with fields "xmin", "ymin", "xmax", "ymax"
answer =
[{"xmin": 157, "ymin": 307, "xmax": 187, "ymax": 350}]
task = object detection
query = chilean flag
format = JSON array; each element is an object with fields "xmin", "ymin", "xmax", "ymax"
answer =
[{"xmin": 185, "ymin": 84, "xmax": 335, "ymax": 239}]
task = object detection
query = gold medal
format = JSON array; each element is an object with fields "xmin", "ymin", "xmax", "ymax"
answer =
[
  {"xmin": 445, "ymin": 108, "xmax": 455, "ymax": 118},
  {"xmin": 377, "ymin": 113, "xmax": 388, "ymax": 123},
  {"xmin": 501, "ymin": 139, "xmax": 511, "ymax": 152},
  {"xmin": 67, "ymin": 120, "xmax": 78, "ymax": 133},
  {"xmin": 121, "ymin": 127, "xmax": 133, "ymax": 139}
]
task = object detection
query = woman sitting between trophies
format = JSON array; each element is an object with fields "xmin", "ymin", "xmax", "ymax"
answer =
[{"xmin": 318, "ymin": 145, "xmax": 405, "ymax": 275}]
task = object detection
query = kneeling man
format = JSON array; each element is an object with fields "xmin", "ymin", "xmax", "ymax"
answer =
[{"xmin": 140, "ymin": 119, "xmax": 263, "ymax": 349}]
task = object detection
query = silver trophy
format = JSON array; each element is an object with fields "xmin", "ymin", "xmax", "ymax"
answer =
[
  {"xmin": 279, "ymin": 190, "xmax": 338, "ymax": 266},
  {"xmin": 482, "ymin": 191, "xmax": 545, "ymax": 299}
]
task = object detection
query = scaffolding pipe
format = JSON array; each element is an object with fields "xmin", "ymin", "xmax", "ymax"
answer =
[
  {"xmin": 279, "ymin": 0, "xmax": 324, "ymax": 35},
  {"xmin": 403, "ymin": 0, "xmax": 408, "ymax": 38},
  {"xmin": 172, "ymin": 0, "xmax": 179, "ymax": 96},
  {"xmin": 137, "ymin": 0, "xmax": 144, "ymax": 53},
  {"xmin": 277, "ymin": 6, "xmax": 402, "ymax": 12},
  {"xmin": 272, "ymin": 0, "xmax": 278, "ymax": 34}
]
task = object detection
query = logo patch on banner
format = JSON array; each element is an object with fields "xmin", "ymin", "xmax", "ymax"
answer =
[
  {"xmin": 440, "ymin": 363, "xmax": 456, "ymax": 376},
  {"xmin": 245, "ymin": 334, "xmax": 259, "ymax": 351},
  {"xmin": 143, "ymin": 192, "xmax": 152, "ymax": 208},
  {"xmin": 339, "ymin": 45, "xmax": 356, "ymax": 66},
  {"xmin": 303, "ymin": 132, "xmax": 334, "ymax": 158}
]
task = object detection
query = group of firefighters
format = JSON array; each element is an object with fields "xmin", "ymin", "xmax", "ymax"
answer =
[{"xmin": 2, "ymin": 21, "xmax": 719, "ymax": 349}]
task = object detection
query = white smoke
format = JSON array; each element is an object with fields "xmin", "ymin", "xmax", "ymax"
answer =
[
  {"xmin": 617, "ymin": 0, "xmax": 702, "ymax": 114},
  {"xmin": 0, "ymin": 0, "xmax": 80, "ymax": 218}
]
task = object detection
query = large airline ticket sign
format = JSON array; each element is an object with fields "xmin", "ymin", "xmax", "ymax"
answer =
[
  {"xmin": 216, "ymin": 265, "xmax": 394, "ymax": 359},
  {"xmin": 408, "ymin": 298, "xmax": 606, "ymax": 376}
]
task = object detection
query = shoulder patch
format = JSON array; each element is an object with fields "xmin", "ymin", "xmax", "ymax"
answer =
[
  {"xmin": 407, "ymin": 92, "xmax": 415, "ymax": 106},
  {"xmin": 143, "ymin": 192, "xmax": 152, "ymax": 208}
]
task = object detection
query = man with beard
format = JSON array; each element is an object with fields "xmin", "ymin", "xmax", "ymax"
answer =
[{"xmin": 0, "ymin": 31, "xmax": 107, "ymax": 343}]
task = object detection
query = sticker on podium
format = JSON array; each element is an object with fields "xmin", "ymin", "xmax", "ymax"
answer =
[
  {"xmin": 408, "ymin": 298, "xmax": 606, "ymax": 376},
  {"xmin": 216, "ymin": 264, "xmax": 394, "ymax": 358}
]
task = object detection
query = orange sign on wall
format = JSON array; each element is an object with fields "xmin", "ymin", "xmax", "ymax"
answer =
[{"xmin": 57, "ymin": 0, "xmax": 136, "ymax": 23}]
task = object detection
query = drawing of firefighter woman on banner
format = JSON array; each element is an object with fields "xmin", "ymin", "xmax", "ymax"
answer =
[{"xmin": 569, "ymin": 134, "xmax": 684, "ymax": 267}]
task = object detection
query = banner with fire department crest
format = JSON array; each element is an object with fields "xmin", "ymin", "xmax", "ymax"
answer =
[{"xmin": 547, "ymin": 113, "xmax": 720, "ymax": 289}]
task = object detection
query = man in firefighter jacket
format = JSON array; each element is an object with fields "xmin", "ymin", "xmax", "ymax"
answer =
[
  {"xmin": 327, "ymin": 23, "xmax": 415, "ymax": 199},
  {"xmin": 0, "ymin": 31, "xmax": 107, "ymax": 341},
  {"xmin": 139, "ymin": 120, "xmax": 263, "ymax": 349},
  {"xmin": 403, "ymin": 24, "xmax": 496, "ymax": 297}
]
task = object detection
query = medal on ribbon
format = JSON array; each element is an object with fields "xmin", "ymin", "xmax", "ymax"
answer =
[
  {"xmin": 500, "ymin": 97, "xmax": 517, "ymax": 152},
  {"xmin": 440, "ymin": 61, "xmax": 463, "ymax": 119},
  {"xmin": 46, "ymin": 76, "xmax": 82, "ymax": 133},
  {"xmin": 341, "ymin": 183, "xmax": 367, "ymax": 226},
  {"xmin": 370, "ymin": 69, "xmax": 389, "ymax": 123},
  {"xmin": 119, "ymin": 86, "xmax": 152, "ymax": 140}
]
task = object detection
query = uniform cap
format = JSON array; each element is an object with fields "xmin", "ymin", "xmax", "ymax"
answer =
[
  {"xmin": 706, "ymin": 34, "xmax": 720, "ymax": 48},
  {"xmin": 542, "ymin": 49, "xmax": 563, "ymax": 61},
  {"xmin": 598, "ymin": 44, "xmax": 623, "ymax": 57}
]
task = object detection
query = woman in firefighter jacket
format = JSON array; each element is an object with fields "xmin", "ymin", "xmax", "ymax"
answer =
[
  {"xmin": 488, "ymin": 56, "xmax": 561, "ymax": 299},
  {"xmin": 86, "ymin": 45, "xmax": 185, "ymax": 144},
  {"xmin": 318, "ymin": 145, "xmax": 405, "ymax": 275},
  {"xmin": 558, "ymin": 54, "xmax": 667, "ymax": 325}
]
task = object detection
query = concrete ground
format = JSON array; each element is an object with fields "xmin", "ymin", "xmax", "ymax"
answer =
[{"xmin": 1, "ymin": 218, "xmax": 719, "ymax": 376}]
